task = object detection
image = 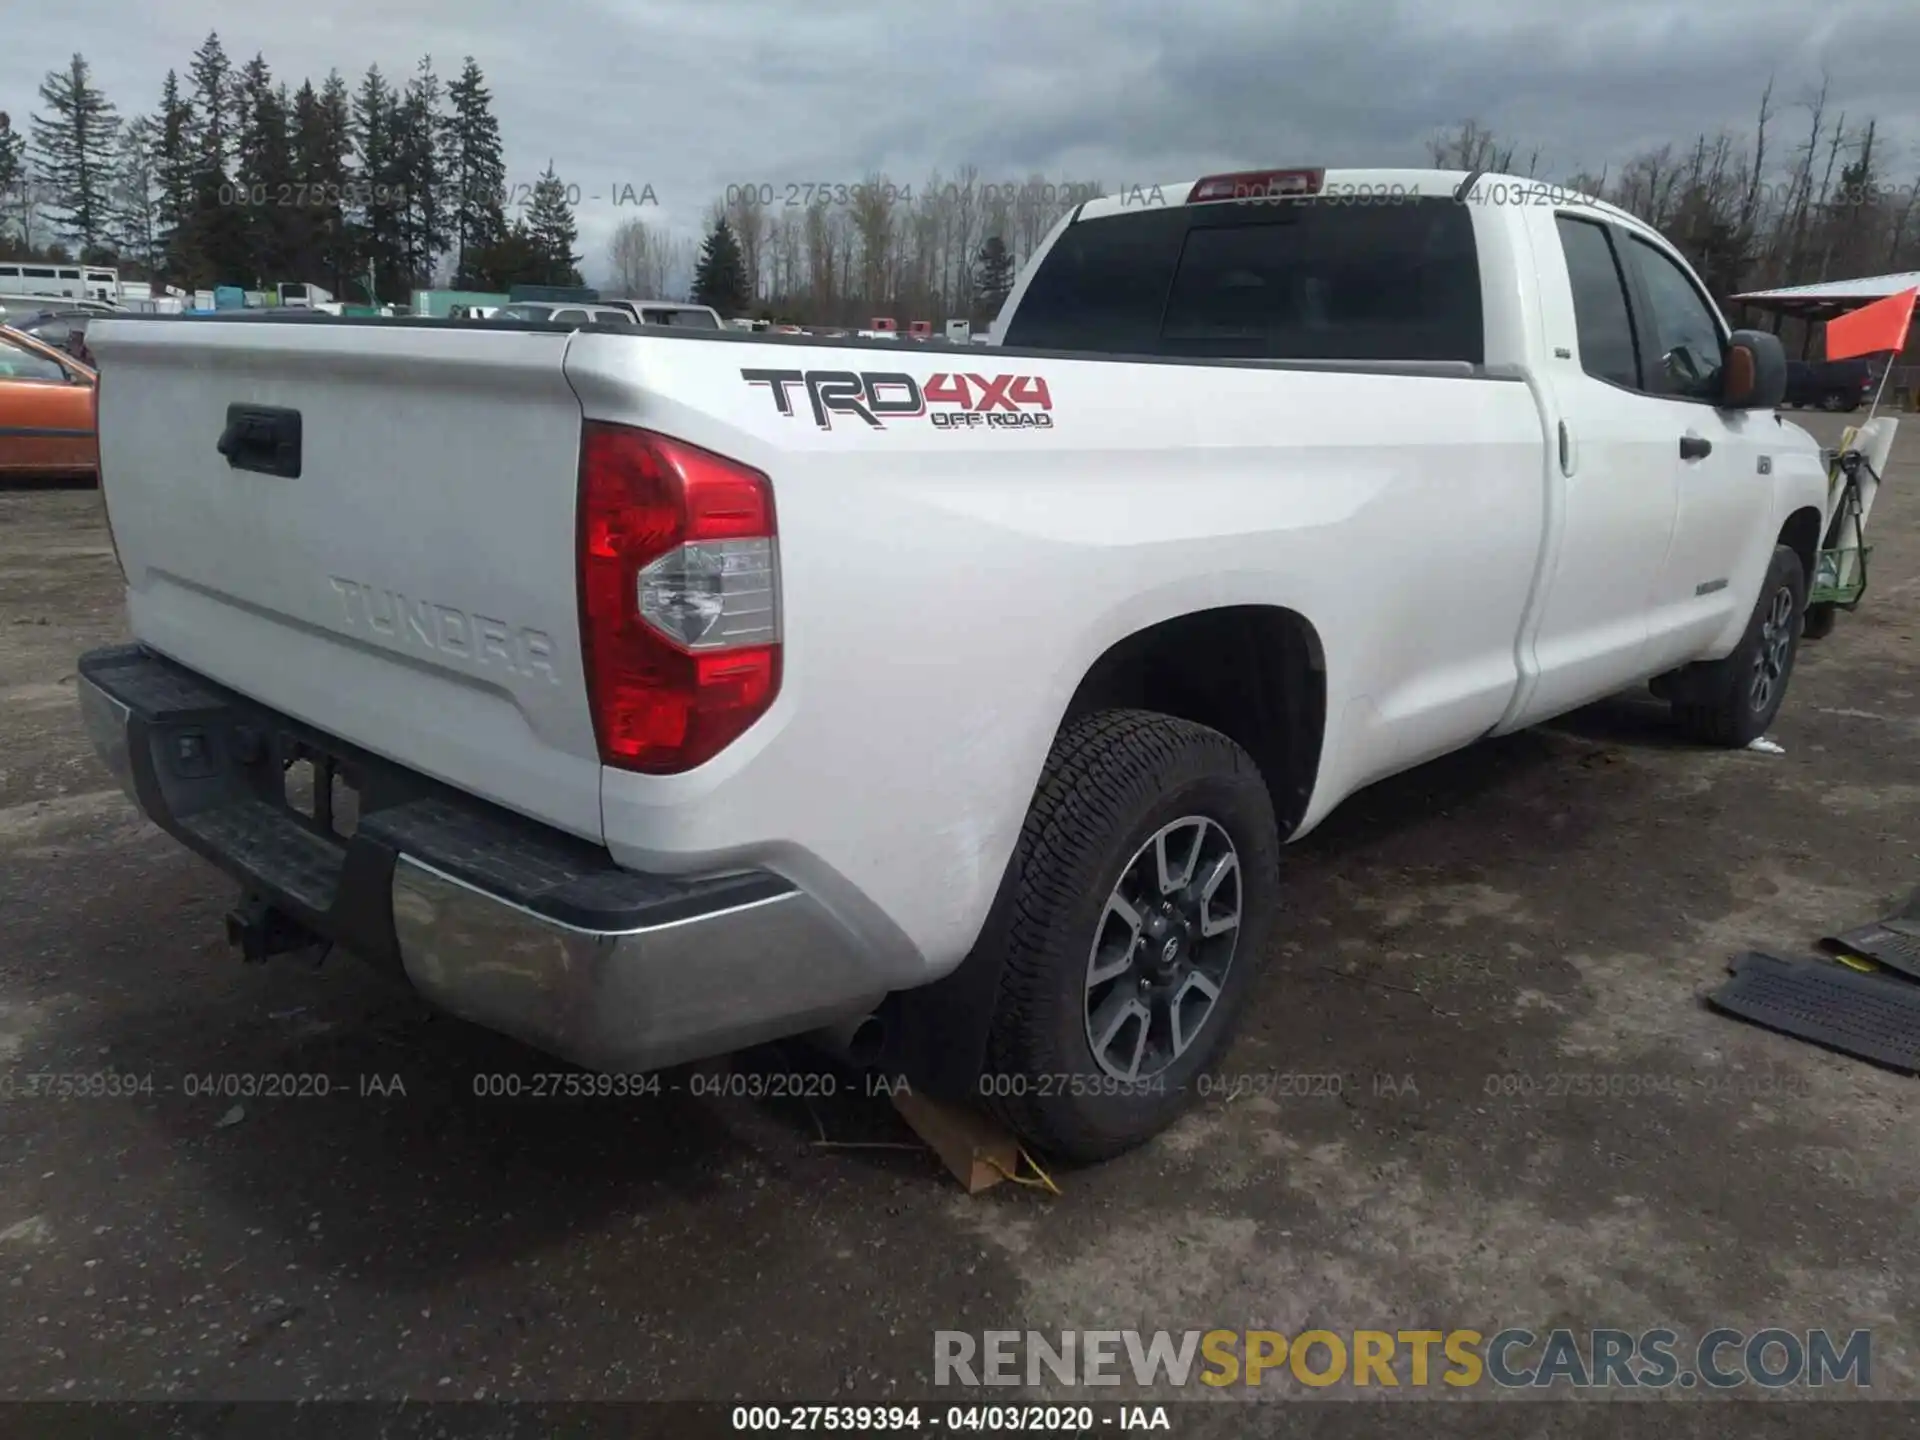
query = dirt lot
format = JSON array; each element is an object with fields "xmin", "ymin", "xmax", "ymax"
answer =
[{"xmin": 2, "ymin": 414, "xmax": 1917, "ymax": 1429}]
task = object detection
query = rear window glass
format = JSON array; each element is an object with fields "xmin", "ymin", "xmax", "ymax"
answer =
[
  {"xmin": 643, "ymin": 307, "xmax": 721, "ymax": 329},
  {"xmin": 1003, "ymin": 196, "xmax": 1483, "ymax": 363}
]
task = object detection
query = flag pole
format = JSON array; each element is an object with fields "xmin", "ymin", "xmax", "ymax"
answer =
[{"xmin": 1863, "ymin": 350, "xmax": 1895, "ymax": 426}]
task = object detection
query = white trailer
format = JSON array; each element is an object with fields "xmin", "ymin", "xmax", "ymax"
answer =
[{"xmin": 0, "ymin": 258, "xmax": 119, "ymax": 303}]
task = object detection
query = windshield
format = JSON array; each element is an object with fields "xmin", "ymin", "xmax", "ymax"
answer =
[{"xmin": 493, "ymin": 303, "xmax": 556, "ymax": 321}]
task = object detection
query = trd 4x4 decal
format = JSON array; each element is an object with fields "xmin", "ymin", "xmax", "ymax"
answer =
[{"xmin": 742, "ymin": 368, "xmax": 1054, "ymax": 431}]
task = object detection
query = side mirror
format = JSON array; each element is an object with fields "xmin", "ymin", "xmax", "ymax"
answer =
[{"xmin": 1721, "ymin": 329, "xmax": 1787, "ymax": 410}]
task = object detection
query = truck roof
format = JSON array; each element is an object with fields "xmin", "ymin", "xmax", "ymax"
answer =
[{"xmin": 1074, "ymin": 167, "xmax": 1632, "ymax": 228}]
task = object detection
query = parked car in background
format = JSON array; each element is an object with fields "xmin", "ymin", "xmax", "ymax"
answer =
[
  {"xmin": 16, "ymin": 309, "xmax": 97, "ymax": 367},
  {"xmin": 477, "ymin": 301, "xmax": 727, "ymax": 330},
  {"xmin": 489, "ymin": 301, "xmax": 638, "ymax": 326},
  {"xmin": 0, "ymin": 295, "xmax": 121, "ymax": 323},
  {"xmin": 1783, "ymin": 358, "xmax": 1876, "ymax": 411},
  {"xmin": 0, "ymin": 324, "xmax": 97, "ymax": 480},
  {"xmin": 619, "ymin": 302, "xmax": 725, "ymax": 330}
]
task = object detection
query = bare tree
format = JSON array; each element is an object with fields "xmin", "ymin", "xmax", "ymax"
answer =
[
  {"xmin": 850, "ymin": 171, "xmax": 894, "ymax": 313},
  {"xmin": 607, "ymin": 215, "xmax": 675, "ymax": 298},
  {"xmin": 1886, "ymin": 170, "xmax": 1920, "ymax": 269},
  {"xmin": 1426, "ymin": 119, "xmax": 1518, "ymax": 173},
  {"xmin": 608, "ymin": 216, "xmax": 645, "ymax": 295},
  {"xmin": 723, "ymin": 186, "xmax": 770, "ymax": 306},
  {"xmin": 1737, "ymin": 75, "xmax": 1775, "ymax": 249}
]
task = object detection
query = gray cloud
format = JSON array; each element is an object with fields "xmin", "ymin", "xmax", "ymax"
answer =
[{"xmin": 7, "ymin": 0, "xmax": 1917, "ymax": 286}]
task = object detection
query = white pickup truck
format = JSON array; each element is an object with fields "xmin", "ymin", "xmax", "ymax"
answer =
[{"xmin": 80, "ymin": 167, "xmax": 1827, "ymax": 1161}]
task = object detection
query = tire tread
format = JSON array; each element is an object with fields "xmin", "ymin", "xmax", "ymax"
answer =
[{"xmin": 979, "ymin": 708, "xmax": 1264, "ymax": 1159}]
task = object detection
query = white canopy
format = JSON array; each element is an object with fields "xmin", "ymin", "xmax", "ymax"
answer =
[{"xmin": 1733, "ymin": 271, "xmax": 1920, "ymax": 321}]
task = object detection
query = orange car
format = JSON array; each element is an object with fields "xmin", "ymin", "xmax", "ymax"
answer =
[{"xmin": 0, "ymin": 324, "xmax": 98, "ymax": 480}]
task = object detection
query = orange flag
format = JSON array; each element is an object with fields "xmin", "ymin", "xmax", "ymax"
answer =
[{"xmin": 1825, "ymin": 287, "xmax": 1917, "ymax": 361}]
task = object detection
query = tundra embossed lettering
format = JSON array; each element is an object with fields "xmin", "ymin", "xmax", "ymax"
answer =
[{"xmin": 328, "ymin": 576, "xmax": 558, "ymax": 682}]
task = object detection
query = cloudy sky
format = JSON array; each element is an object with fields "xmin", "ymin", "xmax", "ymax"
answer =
[{"xmin": 6, "ymin": 0, "xmax": 1919, "ymax": 287}]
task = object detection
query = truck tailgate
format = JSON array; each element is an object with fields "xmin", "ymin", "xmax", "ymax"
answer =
[{"xmin": 89, "ymin": 319, "xmax": 604, "ymax": 842}]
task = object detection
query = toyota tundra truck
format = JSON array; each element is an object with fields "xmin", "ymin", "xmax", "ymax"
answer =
[{"xmin": 78, "ymin": 168, "xmax": 1829, "ymax": 1161}]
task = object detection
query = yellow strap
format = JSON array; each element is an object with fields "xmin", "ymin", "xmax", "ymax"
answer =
[{"xmin": 986, "ymin": 1147, "xmax": 1063, "ymax": 1196}]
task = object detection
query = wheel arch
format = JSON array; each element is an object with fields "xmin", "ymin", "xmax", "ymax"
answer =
[
  {"xmin": 1778, "ymin": 503, "xmax": 1824, "ymax": 588},
  {"xmin": 1058, "ymin": 604, "xmax": 1328, "ymax": 841},
  {"xmin": 886, "ymin": 603, "xmax": 1328, "ymax": 1099}
]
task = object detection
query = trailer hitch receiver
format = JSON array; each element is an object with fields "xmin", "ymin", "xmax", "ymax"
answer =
[{"xmin": 225, "ymin": 892, "xmax": 324, "ymax": 965}]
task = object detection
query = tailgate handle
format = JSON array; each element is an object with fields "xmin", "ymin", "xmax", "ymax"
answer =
[{"xmin": 217, "ymin": 405, "xmax": 303, "ymax": 478}]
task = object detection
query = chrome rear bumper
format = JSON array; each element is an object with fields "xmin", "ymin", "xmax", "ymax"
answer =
[
  {"xmin": 389, "ymin": 856, "xmax": 885, "ymax": 1072},
  {"xmin": 77, "ymin": 644, "xmax": 887, "ymax": 1072}
]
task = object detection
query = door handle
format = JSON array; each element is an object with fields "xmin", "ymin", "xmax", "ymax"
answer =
[
  {"xmin": 217, "ymin": 404, "xmax": 303, "ymax": 478},
  {"xmin": 1679, "ymin": 434, "xmax": 1712, "ymax": 461}
]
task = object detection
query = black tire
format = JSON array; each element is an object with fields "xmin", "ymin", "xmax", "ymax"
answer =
[
  {"xmin": 1670, "ymin": 545, "xmax": 1807, "ymax": 746},
  {"xmin": 975, "ymin": 709, "xmax": 1279, "ymax": 1162},
  {"xmin": 1802, "ymin": 602, "xmax": 1838, "ymax": 641}
]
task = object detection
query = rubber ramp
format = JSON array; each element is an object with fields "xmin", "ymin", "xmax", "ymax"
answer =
[
  {"xmin": 1709, "ymin": 951, "xmax": 1920, "ymax": 1074},
  {"xmin": 1821, "ymin": 918, "xmax": 1920, "ymax": 980},
  {"xmin": 1820, "ymin": 889, "xmax": 1920, "ymax": 980}
]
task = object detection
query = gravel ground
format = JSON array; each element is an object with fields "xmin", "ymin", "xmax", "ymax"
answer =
[{"xmin": 0, "ymin": 412, "xmax": 1916, "ymax": 1434}]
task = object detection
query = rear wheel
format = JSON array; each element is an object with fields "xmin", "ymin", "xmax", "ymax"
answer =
[
  {"xmin": 1669, "ymin": 545, "xmax": 1806, "ymax": 746},
  {"xmin": 975, "ymin": 709, "xmax": 1279, "ymax": 1161},
  {"xmin": 1802, "ymin": 602, "xmax": 1838, "ymax": 640}
]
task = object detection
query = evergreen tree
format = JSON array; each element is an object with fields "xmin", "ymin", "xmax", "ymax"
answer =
[
  {"xmin": 0, "ymin": 113, "xmax": 25, "ymax": 249},
  {"xmin": 234, "ymin": 55, "xmax": 294, "ymax": 283},
  {"xmin": 109, "ymin": 114, "xmax": 161, "ymax": 275},
  {"xmin": 285, "ymin": 83, "xmax": 328, "ymax": 286},
  {"xmin": 972, "ymin": 234, "xmax": 1014, "ymax": 320},
  {"xmin": 185, "ymin": 32, "xmax": 251, "ymax": 286},
  {"xmin": 692, "ymin": 215, "xmax": 749, "ymax": 314},
  {"xmin": 524, "ymin": 162, "xmax": 582, "ymax": 286},
  {"xmin": 310, "ymin": 73, "xmax": 357, "ymax": 295},
  {"xmin": 469, "ymin": 216, "xmax": 541, "ymax": 289},
  {"xmin": 351, "ymin": 66, "xmax": 404, "ymax": 301},
  {"xmin": 394, "ymin": 57, "xmax": 449, "ymax": 287},
  {"xmin": 152, "ymin": 72, "xmax": 194, "ymax": 280},
  {"xmin": 30, "ymin": 53, "xmax": 121, "ymax": 259},
  {"xmin": 444, "ymin": 57, "xmax": 506, "ymax": 288}
]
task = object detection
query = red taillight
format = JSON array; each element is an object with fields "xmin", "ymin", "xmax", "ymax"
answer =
[
  {"xmin": 1187, "ymin": 168, "xmax": 1324, "ymax": 204},
  {"xmin": 578, "ymin": 422, "xmax": 781, "ymax": 774}
]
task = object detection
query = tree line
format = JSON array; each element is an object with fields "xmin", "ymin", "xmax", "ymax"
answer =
[
  {"xmin": 10, "ymin": 55, "xmax": 1915, "ymax": 333},
  {"xmin": 1429, "ymin": 93, "xmax": 1920, "ymax": 353},
  {"xmin": 1, "ymin": 39, "xmax": 583, "ymax": 302},
  {"xmin": 649, "ymin": 84, "xmax": 1918, "ymax": 336},
  {"xmin": 657, "ymin": 170, "xmax": 1091, "ymax": 325}
]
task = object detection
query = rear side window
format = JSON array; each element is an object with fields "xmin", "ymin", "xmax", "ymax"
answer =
[
  {"xmin": 1003, "ymin": 198, "xmax": 1483, "ymax": 363},
  {"xmin": 1554, "ymin": 216, "xmax": 1640, "ymax": 388}
]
